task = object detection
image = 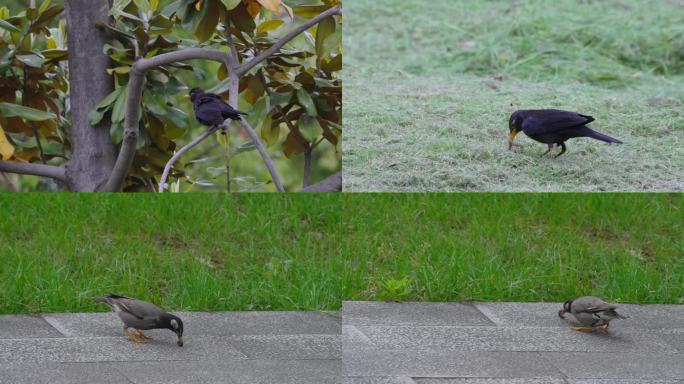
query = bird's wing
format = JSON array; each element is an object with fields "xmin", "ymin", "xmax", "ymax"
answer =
[
  {"xmin": 522, "ymin": 110, "xmax": 594, "ymax": 135},
  {"xmin": 195, "ymin": 96, "xmax": 227, "ymax": 120},
  {"xmin": 117, "ymin": 297, "xmax": 164, "ymax": 319},
  {"xmin": 573, "ymin": 296, "xmax": 615, "ymax": 313}
]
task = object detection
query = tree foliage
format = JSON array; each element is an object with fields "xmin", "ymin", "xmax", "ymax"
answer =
[
  {"xmin": 0, "ymin": 1, "xmax": 68, "ymax": 169},
  {"xmin": 0, "ymin": 0, "xmax": 342, "ymax": 192}
]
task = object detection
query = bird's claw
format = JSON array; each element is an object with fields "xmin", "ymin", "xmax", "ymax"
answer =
[
  {"xmin": 125, "ymin": 328, "xmax": 147, "ymax": 343},
  {"xmin": 136, "ymin": 330, "xmax": 153, "ymax": 340}
]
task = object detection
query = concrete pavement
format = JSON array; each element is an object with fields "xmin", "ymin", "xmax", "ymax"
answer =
[
  {"xmin": 0, "ymin": 311, "xmax": 340, "ymax": 384},
  {"xmin": 5, "ymin": 301, "xmax": 683, "ymax": 383},
  {"xmin": 343, "ymin": 301, "xmax": 684, "ymax": 384}
]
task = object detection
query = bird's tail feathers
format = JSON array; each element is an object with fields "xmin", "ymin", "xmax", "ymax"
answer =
[{"xmin": 588, "ymin": 130, "xmax": 622, "ymax": 144}]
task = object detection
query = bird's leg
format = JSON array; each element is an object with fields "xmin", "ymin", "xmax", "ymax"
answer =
[
  {"xmin": 554, "ymin": 142, "xmax": 567, "ymax": 158},
  {"xmin": 124, "ymin": 328, "xmax": 146, "ymax": 343},
  {"xmin": 570, "ymin": 326, "xmax": 594, "ymax": 332},
  {"xmin": 541, "ymin": 144, "xmax": 555, "ymax": 157},
  {"xmin": 135, "ymin": 329, "xmax": 153, "ymax": 340}
]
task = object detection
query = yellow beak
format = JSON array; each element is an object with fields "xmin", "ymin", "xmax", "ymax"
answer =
[{"xmin": 508, "ymin": 131, "xmax": 518, "ymax": 150}]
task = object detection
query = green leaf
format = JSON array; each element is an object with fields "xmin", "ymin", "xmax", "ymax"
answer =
[
  {"xmin": 160, "ymin": 0, "xmax": 182, "ymax": 17},
  {"xmin": 194, "ymin": 0, "xmax": 219, "ymax": 43},
  {"xmin": 206, "ymin": 78, "xmax": 231, "ymax": 94},
  {"xmin": 41, "ymin": 49, "xmax": 67, "ymax": 60},
  {"xmin": 220, "ymin": 0, "xmax": 241, "ymax": 11},
  {"xmin": 206, "ymin": 166, "xmax": 226, "ymax": 177},
  {"xmin": 296, "ymin": 88, "xmax": 317, "ymax": 116},
  {"xmin": 298, "ymin": 114, "xmax": 322, "ymax": 142},
  {"xmin": 110, "ymin": 122, "xmax": 123, "ymax": 144},
  {"xmin": 39, "ymin": 0, "xmax": 52, "ymax": 13},
  {"xmin": 134, "ymin": 0, "xmax": 150, "ymax": 14},
  {"xmin": 292, "ymin": 5, "xmax": 330, "ymax": 18},
  {"xmin": 0, "ymin": 19, "xmax": 20, "ymax": 33},
  {"xmin": 235, "ymin": 141, "xmax": 257, "ymax": 154},
  {"xmin": 246, "ymin": 95, "xmax": 269, "ymax": 128},
  {"xmin": 315, "ymin": 16, "xmax": 335, "ymax": 57},
  {"xmin": 88, "ymin": 108, "xmax": 105, "ymax": 125},
  {"xmin": 30, "ymin": 5, "xmax": 63, "ymax": 32},
  {"xmin": 95, "ymin": 88, "xmax": 123, "ymax": 111},
  {"xmin": 0, "ymin": 102, "xmax": 56, "ymax": 121},
  {"xmin": 269, "ymin": 91, "xmax": 292, "ymax": 106},
  {"xmin": 260, "ymin": 112, "xmax": 278, "ymax": 146},
  {"xmin": 107, "ymin": 66, "xmax": 131, "ymax": 75},
  {"xmin": 111, "ymin": 87, "xmax": 127, "ymax": 123},
  {"xmin": 16, "ymin": 53, "xmax": 45, "ymax": 68},
  {"xmin": 257, "ymin": 19, "xmax": 283, "ymax": 33}
]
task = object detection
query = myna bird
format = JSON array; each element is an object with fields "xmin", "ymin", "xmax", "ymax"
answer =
[
  {"xmin": 94, "ymin": 293, "xmax": 184, "ymax": 346},
  {"xmin": 189, "ymin": 87, "xmax": 247, "ymax": 130},
  {"xmin": 558, "ymin": 296, "xmax": 627, "ymax": 333},
  {"xmin": 508, "ymin": 109, "xmax": 622, "ymax": 157}
]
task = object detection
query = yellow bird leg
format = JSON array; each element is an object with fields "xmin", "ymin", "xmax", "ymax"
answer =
[
  {"xmin": 135, "ymin": 329, "xmax": 153, "ymax": 340},
  {"xmin": 125, "ymin": 328, "xmax": 146, "ymax": 343}
]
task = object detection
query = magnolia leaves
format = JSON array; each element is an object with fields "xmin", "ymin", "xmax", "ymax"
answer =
[
  {"xmin": 0, "ymin": 124, "xmax": 14, "ymax": 160},
  {"xmin": 0, "ymin": 103, "xmax": 57, "ymax": 121}
]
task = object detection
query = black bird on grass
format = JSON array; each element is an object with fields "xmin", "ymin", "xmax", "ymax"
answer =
[
  {"xmin": 508, "ymin": 109, "xmax": 622, "ymax": 157},
  {"xmin": 94, "ymin": 293, "xmax": 184, "ymax": 346},
  {"xmin": 189, "ymin": 87, "xmax": 247, "ymax": 129}
]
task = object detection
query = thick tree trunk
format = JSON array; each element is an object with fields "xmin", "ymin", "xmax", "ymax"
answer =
[{"xmin": 64, "ymin": 0, "xmax": 116, "ymax": 191}]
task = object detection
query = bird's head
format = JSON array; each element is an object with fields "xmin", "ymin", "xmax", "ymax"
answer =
[
  {"xmin": 161, "ymin": 313, "xmax": 184, "ymax": 346},
  {"xmin": 189, "ymin": 88, "xmax": 204, "ymax": 102},
  {"xmin": 508, "ymin": 111, "xmax": 523, "ymax": 150},
  {"xmin": 559, "ymin": 299, "xmax": 573, "ymax": 318}
]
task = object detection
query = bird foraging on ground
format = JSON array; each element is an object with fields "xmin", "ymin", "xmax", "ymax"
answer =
[
  {"xmin": 558, "ymin": 296, "xmax": 627, "ymax": 333},
  {"xmin": 508, "ymin": 109, "xmax": 622, "ymax": 157},
  {"xmin": 94, "ymin": 293, "xmax": 184, "ymax": 346},
  {"xmin": 189, "ymin": 87, "xmax": 247, "ymax": 130}
]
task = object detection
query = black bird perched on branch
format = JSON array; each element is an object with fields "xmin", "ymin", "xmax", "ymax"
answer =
[
  {"xmin": 94, "ymin": 293, "xmax": 184, "ymax": 346},
  {"xmin": 189, "ymin": 88, "xmax": 247, "ymax": 129},
  {"xmin": 508, "ymin": 109, "xmax": 622, "ymax": 157}
]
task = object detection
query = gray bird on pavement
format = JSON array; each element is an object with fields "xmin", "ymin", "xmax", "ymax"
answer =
[
  {"xmin": 558, "ymin": 296, "xmax": 627, "ymax": 332},
  {"xmin": 94, "ymin": 293, "xmax": 184, "ymax": 346}
]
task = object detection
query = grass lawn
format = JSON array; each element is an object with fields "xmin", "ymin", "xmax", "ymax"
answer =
[
  {"xmin": 341, "ymin": 193, "xmax": 684, "ymax": 304},
  {"xmin": 343, "ymin": 0, "xmax": 684, "ymax": 191},
  {"xmin": 0, "ymin": 194, "xmax": 341, "ymax": 314}
]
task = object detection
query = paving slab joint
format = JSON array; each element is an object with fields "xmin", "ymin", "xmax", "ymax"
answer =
[
  {"xmin": 472, "ymin": 303, "xmax": 504, "ymax": 326},
  {"xmin": 40, "ymin": 315, "xmax": 71, "ymax": 338}
]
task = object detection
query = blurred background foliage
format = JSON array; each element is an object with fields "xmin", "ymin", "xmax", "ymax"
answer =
[{"xmin": 0, "ymin": 0, "xmax": 341, "ymax": 191}]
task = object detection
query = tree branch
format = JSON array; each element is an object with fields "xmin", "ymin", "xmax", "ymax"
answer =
[
  {"xmin": 300, "ymin": 171, "xmax": 341, "ymax": 192},
  {"xmin": 0, "ymin": 161, "xmax": 66, "ymax": 181},
  {"xmin": 238, "ymin": 119, "xmax": 285, "ymax": 192},
  {"xmin": 100, "ymin": 2, "xmax": 337, "ymax": 192},
  {"xmin": 235, "ymin": 6, "xmax": 342, "ymax": 77},
  {"xmin": 101, "ymin": 48, "xmax": 234, "ymax": 192},
  {"xmin": 158, "ymin": 126, "xmax": 219, "ymax": 192},
  {"xmin": 303, "ymin": 146, "xmax": 312, "ymax": 187}
]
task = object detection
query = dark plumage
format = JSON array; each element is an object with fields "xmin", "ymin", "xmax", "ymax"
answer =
[
  {"xmin": 508, "ymin": 109, "xmax": 622, "ymax": 157},
  {"xmin": 189, "ymin": 87, "xmax": 247, "ymax": 128},
  {"xmin": 94, "ymin": 293, "xmax": 184, "ymax": 346},
  {"xmin": 558, "ymin": 296, "xmax": 627, "ymax": 332}
]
